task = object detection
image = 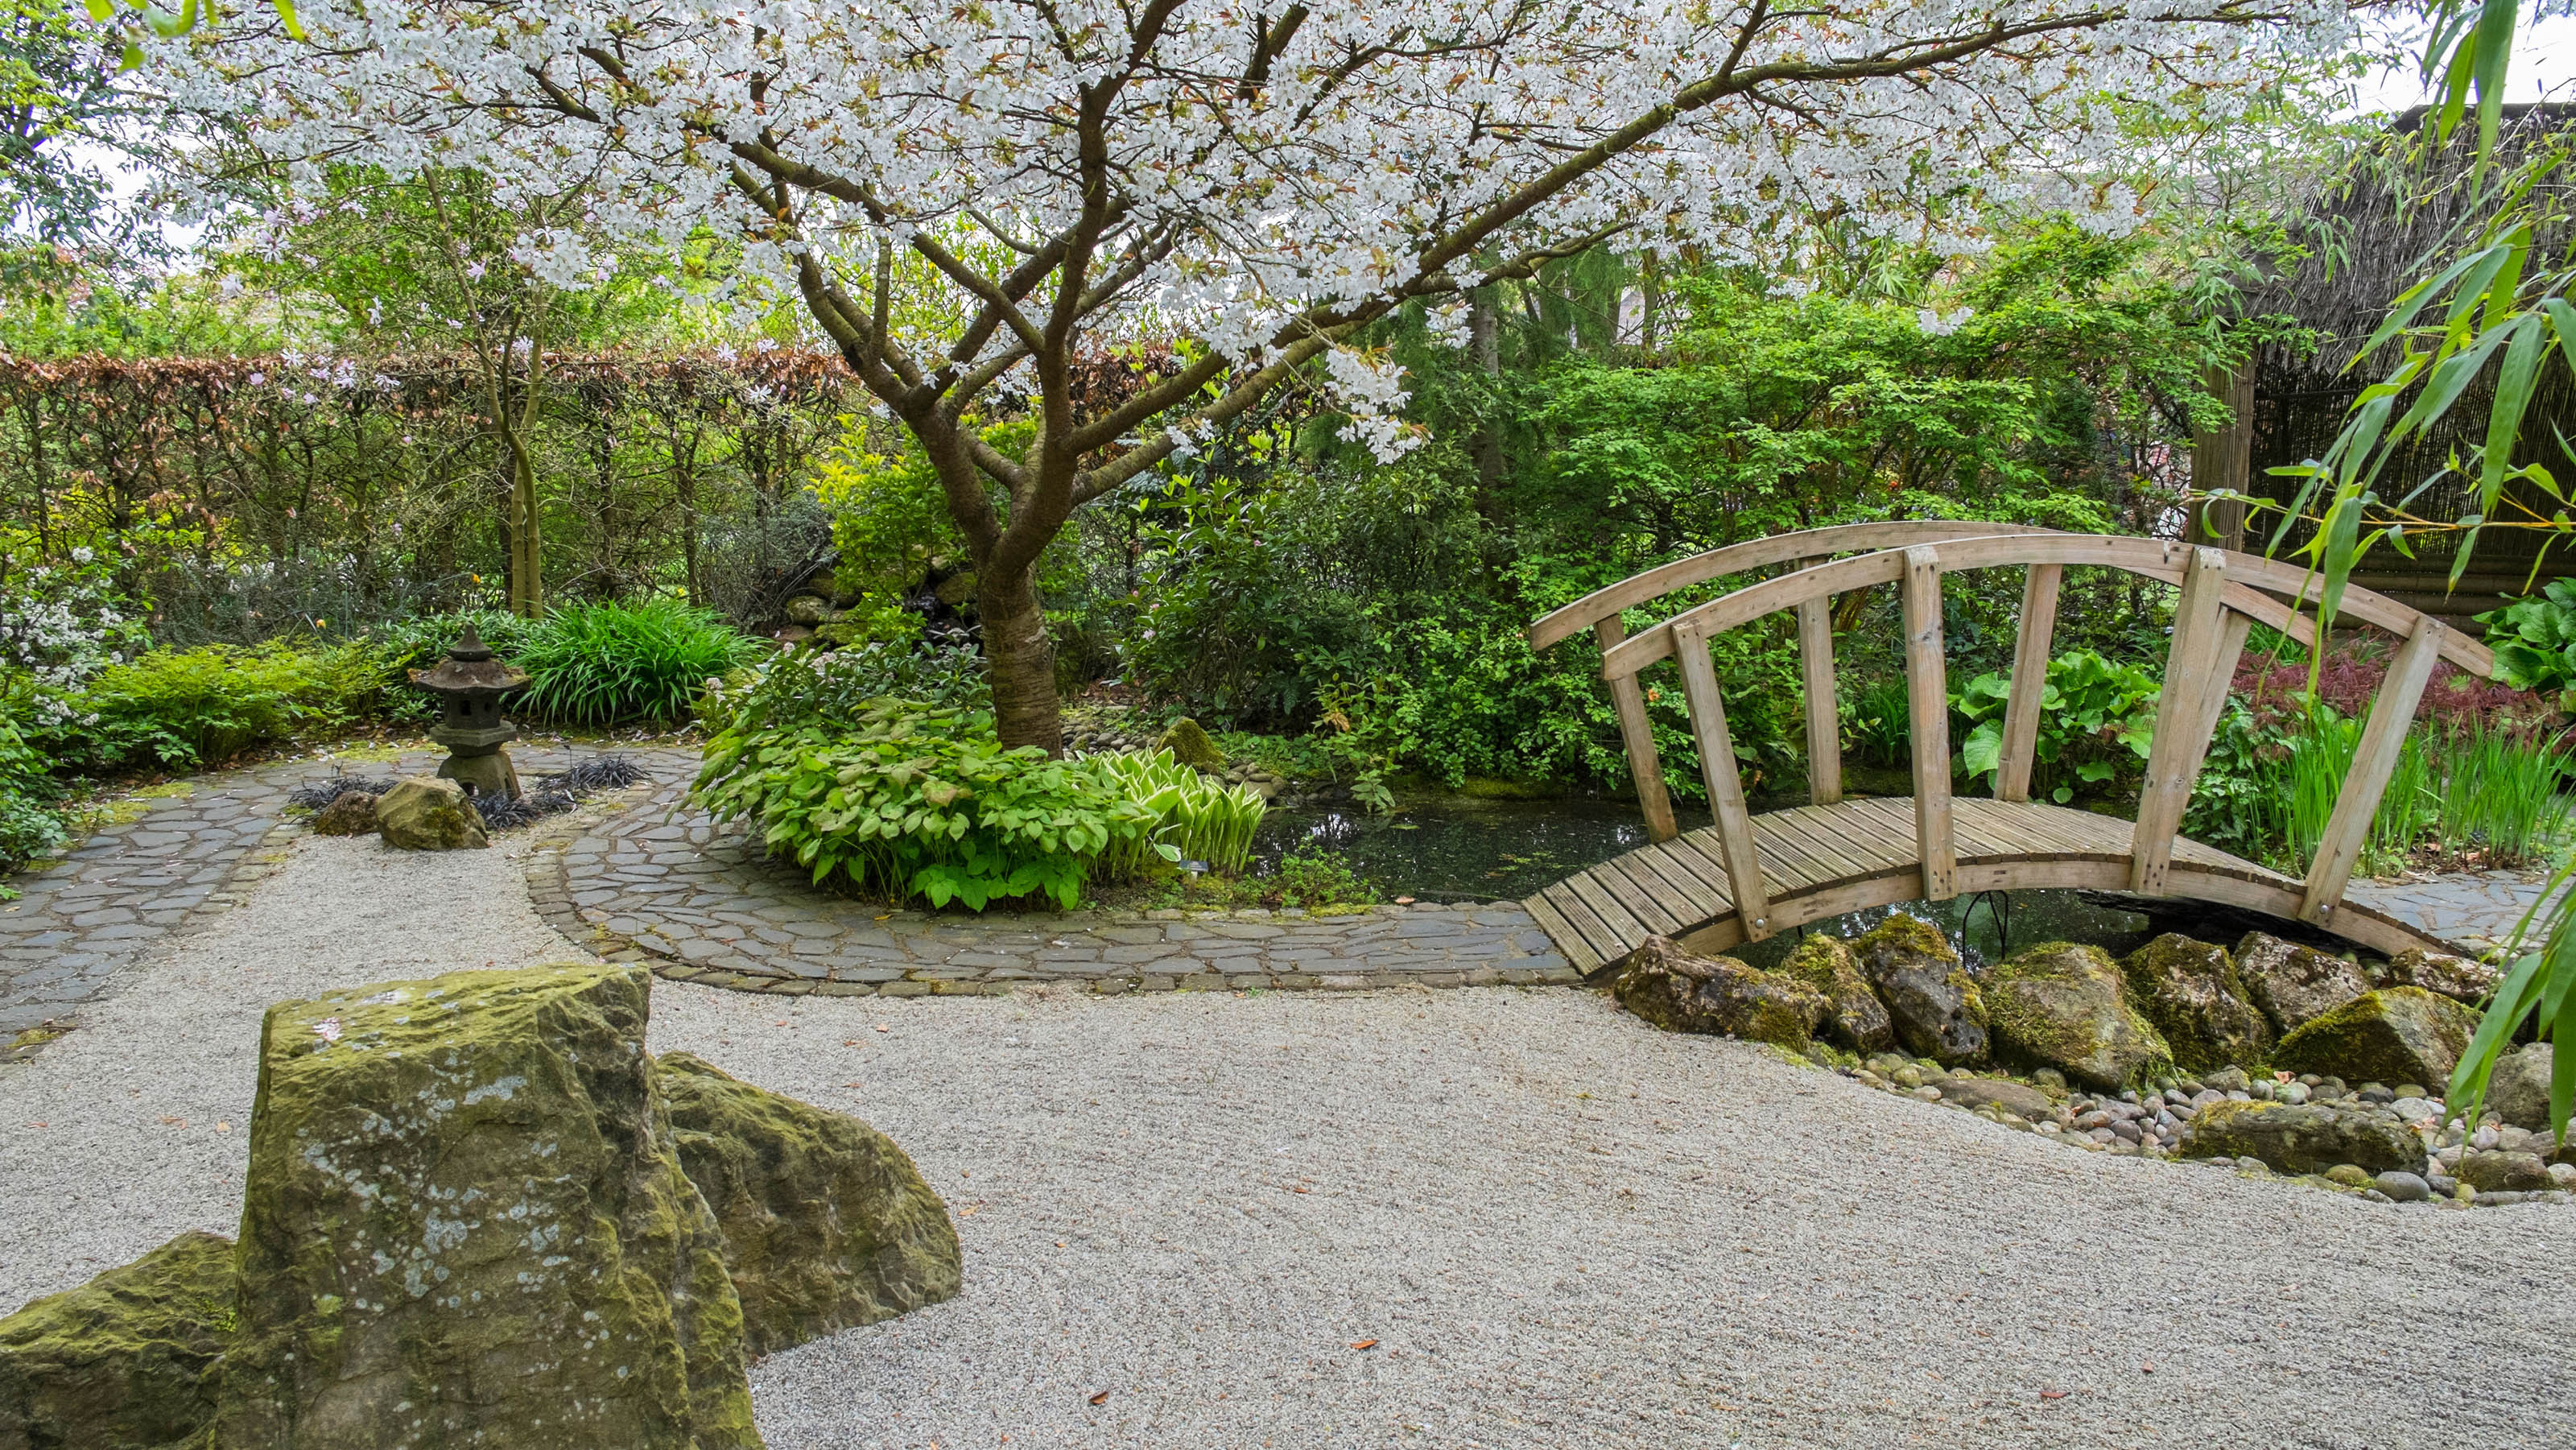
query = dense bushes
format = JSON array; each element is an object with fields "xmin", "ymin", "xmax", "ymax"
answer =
[{"xmin": 508, "ymin": 600, "xmax": 762, "ymax": 726}]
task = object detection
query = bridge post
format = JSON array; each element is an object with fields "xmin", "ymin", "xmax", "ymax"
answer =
[
  {"xmin": 1673, "ymin": 617, "xmax": 1774, "ymax": 940},
  {"xmin": 1996, "ymin": 563, "xmax": 2062, "ymax": 803},
  {"xmin": 2301, "ymin": 614, "xmax": 2446, "ymax": 923},
  {"xmin": 1593, "ymin": 617, "xmax": 1678, "ymax": 842},
  {"xmin": 2130, "ymin": 547, "xmax": 2229, "ymax": 894},
  {"xmin": 1901, "ymin": 547, "xmax": 1956, "ymax": 900},
  {"xmin": 1795, "ymin": 558, "xmax": 1842, "ymax": 806}
]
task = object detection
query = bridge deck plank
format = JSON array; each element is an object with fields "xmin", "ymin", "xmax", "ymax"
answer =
[{"xmin": 1528, "ymin": 796, "xmax": 2451, "ymax": 973}]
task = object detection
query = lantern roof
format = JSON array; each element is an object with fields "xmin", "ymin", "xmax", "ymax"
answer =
[{"xmin": 408, "ymin": 624, "xmax": 530, "ymax": 698}]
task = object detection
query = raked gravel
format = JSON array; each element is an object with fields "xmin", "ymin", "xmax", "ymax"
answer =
[{"xmin": 4, "ymin": 831, "xmax": 2573, "ymax": 1448}]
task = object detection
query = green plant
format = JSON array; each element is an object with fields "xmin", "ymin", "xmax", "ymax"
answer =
[
  {"xmin": 2479, "ymin": 582, "xmax": 2576, "ymax": 712},
  {"xmin": 692, "ymin": 699, "xmax": 1159, "ymax": 910},
  {"xmin": 698, "ymin": 641, "xmax": 989, "ymax": 734},
  {"xmin": 43, "ymin": 639, "xmax": 393, "ymax": 770},
  {"xmin": 513, "ymin": 598, "xmax": 762, "ymax": 726},
  {"xmin": 1841, "ymin": 680, "xmax": 1911, "ymax": 769},
  {"xmin": 2425, "ymin": 719, "xmax": 2574, "ymax": 867},
  {"xmin": 0, "ymin": 714, "xmax": 65, "ymax": 870},
  {"xmin": 1953, "ymin": 648, "xmax": 2157, "ymax": 803},
  {"xmin": 1263, "ymin": 847, "xmax": 1379, "ymax": 910},
  {"xmin": 1089, "ymin": 748, "xmax": 1268, "ymax": 875}
]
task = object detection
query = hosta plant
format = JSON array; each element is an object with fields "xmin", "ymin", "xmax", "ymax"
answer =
[
  {"xmin": 693, "ymin": 700, "xmax": 1166, "ymax": 911},
  {"xmin": 1089, "ymin": 748, "xmax": 1268, "ymax": 876},
  {"xmin": 1954, "ymin": 649, "xmax": 2159, "ymax": 803}
]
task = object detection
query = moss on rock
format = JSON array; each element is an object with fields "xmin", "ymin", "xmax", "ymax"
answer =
[
  {"xmin": 2272, "ymin": 986, "xmax": 2481, "ymax": 1090},
  {"xmin": 374, "ymin": 776, "xmax": 489, "ymax": 851},
  {"xmin": 1614, "ymin": 936, "xmax": 1827, "ymax": 1050},
  {"xmin": 213, "ymin": 965, "xmax": 758, "ymax": 1450},
  {"xmin": 658, "ymin": 1053, "xmax": 962, "ymax": 1357},
  {"xmin": 2235, "ymin": 932, "xmax": 2369, "ymax": 1034},
  {"xmin": 1777, "ymin": 934, "xmax": 1895, "ymax": 1054},
  {"xmin": 0, "ymin": 1230, "xmax": 233, "ymax": 1450},
  {"xmin": 2118, "ymin": 934, "xmax": 2269, "ymax": 1075},
  {"xmin": 1987, "ymin": 941, "xmax": 2172, "ymax": 1091},
  {"xmin": 1158, "ymin": 717, "xmax": 1225, "ymax": 770},
  {"xmin": 2177, "ymin": 1100, "xmax": 2427, "ymax": 1175},
  {"xmin": 1849, "ymin": 914, "xmax": 1987, "ymax": 1067}
]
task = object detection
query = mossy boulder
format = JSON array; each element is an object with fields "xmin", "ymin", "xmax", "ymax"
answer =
[
  {"xmin": 658, "ymin": 1053, "xmax": 961, "ymax": 1357},
  {"xmin": 2177, "ymin": 1100, "xmax": 2427, "ymax": 1175},
  {"xmin": 309, "ymin": 790, "xmax": 380, "ymax": 837},
  {"xmin": 0, "ymin": 1230, "xmax": 233, "ymax": 1450},
  {"xmin": 1777, "ymin": 933, "xmax": 1895, "ymax": 1053},
  {"xmin": 1986, "ymin": 942, "xmax": 2171, "ymax": 1091},
  {"xmin": 213, "ymin": 965, "xmax": 758, "ymax": 1450},
  {"xmin": 2384, "ymin": 947, "xmax": 2502, "ymax": 1006},
  {"xmin": 1935, "ymin": 1076, "xmax": 2057, "ymax": 1121},
  {"xmin": 1613, "ymin": 936, "xmax": 1827, "ymax": 1051},
  {"xmin": 374, "ymin": 776, "xmax": 489, "ymax": 852},
  {"xmin": 1850, "ymin": 914, "xmax": 1988, "ymax": 1067},
  {"xmin": 2458, "ymin": 1148, "xmax": 2551, "ymax": 1193},
  {"xmin": 2272, "ymin": 986, "xmax": 2481, "ymax": 1090},
  {"xmin": 1158, "ymin": 717, "xmax": 1225, "ymax": 770},
  {"xmin": 2235, "ymin": 932, "xmax": 2370, "ymax": 1034},
  {"xmin": 2119, "ymin": 934, "xmax": 2270, "ymax": 1074},
  {"xmin": 2484, "ymin": 1041, "xmax": 2559, "ymax": 1132}
]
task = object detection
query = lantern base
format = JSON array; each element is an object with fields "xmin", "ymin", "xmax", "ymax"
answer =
[{"xmin": 437, "ymin": 748, "xmax": 521, "ymax": 803}]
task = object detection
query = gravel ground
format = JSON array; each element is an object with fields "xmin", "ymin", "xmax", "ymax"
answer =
[{"xmin": 6, "ymin": 831, "xmax": 2575, "ymax": 1448}]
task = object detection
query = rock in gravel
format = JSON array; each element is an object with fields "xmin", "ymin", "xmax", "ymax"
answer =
[
  {"xmin": 2458, "ymin": 1149, "xmax": 2550, "ymax": 1194},
  {"xmin": 2383, "ymin": 948, "xmax": 2502, "ymax": 1006},
  {"xmin": 1777, "ymin": 933, "xmax": 1895, "ymax": 1053},
  {"xmin": 0, "ymin": 1229, "xmax": 233, "ymax": 1450},
  {"xmin": 214, "ymin": 965, "xmax": 759, "ymax": 1450},
  {"xmin": 2272, "ymin": 987, "xmax": 2482, "ymax": 1090},
  {"xmin": 1614, "ymin": 937, "xmax": 1827, "ymax": 1051},
  {"xmin": 1934, "ymin": 1076, "xmax": 2058, "ymax": 1121},
  {"xmin": 2374, "ymin": 1170, "xmax": 2433, "ymax": 1202},
  {"xmin": 1851, "ymin": 914, "xmax": 1988, "ymax": 1067},
  {"xmin": 2483, "ymin": 1042, "xmax": 2560, "ymax": 1132},
  {"xmin": 374, "ymin": 775, "xmax": 489, "ymax": 851},
  {"xmin": 2236, "ymin": 932, "xmax": 2372, "ymax": 1034},
  {"xmin": 309, "ymin": 789, "xmax": 381, "ymax": 837},
  {"xmin": 2120, "ymin": 934, "xmax": 2271, "ymax": 1073},
  {"xmin": 2177, "ymin": 1100, "xmax": 2428, "ymax": 1175},
  {"xmin": 658, "ymin": 1051, "xmax": 962, "ymax": 1357},
  {"xmin": 1986, "ymin": 942, "xmax": 2171, "ymax": 1091}
]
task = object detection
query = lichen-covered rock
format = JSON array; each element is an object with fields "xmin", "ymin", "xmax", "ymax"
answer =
[
  {"xmin": 1850, "ymin": 914, "xmax": 1987, "ymax": 1066},
  {"xmin": 1935, "ymin": 1076, "xmax": 2057, "ymax": 1120},
  {"xmin": 0, "ymin": 1230, "xmax": 233, "ymax": 1450},
  {"xmin": 1986, "ymin": 942, "xmax": 2171, "ymax": 1091},
  {"xmin": 658, "ymin": 1053, "xmax": 961, "ymax": 1357},
  {"xmin": 2483, "ymin": 1042, "xmax": 2560, "ymax": 1132},
  {"xmin": 2384, "ymin": 948, "xmax": 2502, "ymax": 1006},
  {"xmin": 1613, "ymin": 936, "xmax": 1827, "ymax": 1050},
  {"xmin": 1158, "ymin": 717, "xmax": 1225, "ymax": 770},
  {"xmin": 213, "ymin": 965, "xmax": 758, "ymax": 1450},
  {"xmin": 2120, "ymin": 934, "xmax": 2271, "ymax": 1073},
  {"xmin": 374, "ymin": 776, "xmax": 489, "ymax": 851},
  {"xmin": 1777, "ymin": 933, "xmax": 1894, "ymax": 1053},
  {"xmin": 309, "ymin": 790, "xmax": 380, "ymax": 837},
  {"xmin": 2272, "ymin": 986, "xmax": 2481, "ymax": 1090},
  {"xmin": 2178, "ymin": 1100, "xmax": 2427, "ymax": 1175},
  {"xmin": 2235, "ymin": 932, "xmax": 2370, "ymax": 1033},
  {"xmin": 2458, "ymin": 1148, "xmax": 2550, "ymax": 1193}
]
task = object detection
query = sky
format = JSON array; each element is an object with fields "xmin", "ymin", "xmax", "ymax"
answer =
[{"xmin": 2347, "ymin": 11, "xmax": 2576, "ymax": 113}]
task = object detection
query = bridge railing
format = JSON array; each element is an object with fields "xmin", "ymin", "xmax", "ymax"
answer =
[{"xmin": 1529, "ymin": 527, "xmax": 2496, "ymax": 943}]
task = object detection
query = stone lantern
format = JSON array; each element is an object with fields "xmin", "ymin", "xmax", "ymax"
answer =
[{"xmin": 408, "ymin": 624, "xmax": 529, "ymax": 801}]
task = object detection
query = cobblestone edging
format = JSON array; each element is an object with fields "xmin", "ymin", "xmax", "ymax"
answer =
[{"xmin": 532, "ymin": 767, "xmax": 1581, "ymax": 998}]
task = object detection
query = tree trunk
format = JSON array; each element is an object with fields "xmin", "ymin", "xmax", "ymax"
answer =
[
  {"xmin": 977, "ymin": 562, "xmax": 1062, "ymax": 756},
  {"xmin": 1469, "ymin": 285, "xmax": 1503, "ymax": 502}
]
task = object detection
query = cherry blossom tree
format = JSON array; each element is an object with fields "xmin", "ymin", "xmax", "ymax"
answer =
[{"xmin": 159, "ymin": 0, "xmax": 2359, "ymax": 750}]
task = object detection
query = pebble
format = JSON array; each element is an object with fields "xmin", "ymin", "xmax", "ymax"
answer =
[
  {"xmin": 2375, "ymin": 1171, "xmax": 2432, "ymax": 1202},
  {"xmin": 2389, "ymin": 1097, "xmax": 2442, "ymax": 1126},
  {"xmin": 1913, "ymin": 1085, "xmax": 1942, "ymax": 1102},
  {"xmin": 2277, "ymin": 1083, "xmax": 2310, "ymax": 1105}
]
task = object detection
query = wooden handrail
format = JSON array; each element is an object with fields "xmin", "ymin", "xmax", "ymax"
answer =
[
  {"xmin": 1901, "ymin": 547, "xmax": 1957, "ymax": 900},
  {"xmin": 1596, "ymin": 534, "xmax": 2494, "ymax": 680},
  {"xmin": 1526, "ymin": 520, "xmax": 2057, "ymax": 651}
]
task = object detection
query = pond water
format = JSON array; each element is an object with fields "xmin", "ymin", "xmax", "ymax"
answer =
[{"xmin": 1253, "ymin": 791, "xmax": 2231, "ymax": 969}]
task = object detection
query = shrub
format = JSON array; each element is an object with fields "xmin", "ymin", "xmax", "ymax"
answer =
[
  {"xmin": 2479, "ymin": 580, "xmax": 2576, "ymax": 710},
  {"xmin": 0, "ymin": 714, "xmax": 64, "ymax": 870},
  {"xmin": 692, "ymin": 700, "xmax": 1162, "ymax": 910},
  {"xmin": 698, "ymin": 641, "xmax": 989, "ymax": 734},
  {"xmin": 1952, "ymin": 648, "xmax": 2158, "ymax": 803},
  {"xmin": 510, "ymin": 599, "xmax": 762, "ymax": 726},
  {"xmin": 42, "ymin": 640, "xmax": 394, "ymax": 770}
]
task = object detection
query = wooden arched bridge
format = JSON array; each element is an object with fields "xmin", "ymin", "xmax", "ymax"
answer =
[{"xmin": 1519, "ymin": 523, "xmax": 2496, "ymax": 974}]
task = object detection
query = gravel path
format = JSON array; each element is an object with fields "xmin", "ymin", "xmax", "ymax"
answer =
[{"xmin": 6, "ymin": 831, "xmax": 2574, "ymax": 1448}]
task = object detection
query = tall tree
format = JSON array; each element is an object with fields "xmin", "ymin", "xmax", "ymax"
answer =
[{"xmin": 162, "ymin": 0, "xmax": 2363, "ymax": 750}]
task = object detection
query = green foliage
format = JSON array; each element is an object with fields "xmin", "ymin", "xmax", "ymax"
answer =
[
  {"xmin": 2424, "ymin": 719, "xmax": 2573, "ymax": 867},
  {"xmin": 1089, "ymin": 748, "xmax": 1267, "ymax": 875},
  {"xmin": 1840, "ymin": 680, "xmax": 1912, "ymax": 770},
  {"xmin": 0, "ymin": 713, "xmax": 64, "ymax": 868},
  {"xmin": 2478, "ymin": 581, "xmax": 2576, "ymax": 709},
  {"xmin": 39, "ymin": 639, "xmax": 392, "ymax": 770},
  {"xmin": 510, "ymin": 599, "xmax": 761, "ymax": 726},
  {"xmin": 1262, "ymin": 847, "xmax": 1379, "ymax": 910},
  {"xmin": 698, "ymin": 641, "xmax": 989, "ymax": 735},
  {"xmin": 809, "ymin": 420, "xmax": 970, "ymax": 599},
  {"xmin": 692, "ymin": 700, "xmax": 1158, "ymax": 911},
  {"xmin": 1952, "ymin": 649, "xmax": 2159, "ymax": 803}
]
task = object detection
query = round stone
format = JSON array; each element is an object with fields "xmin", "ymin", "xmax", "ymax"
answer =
[
  {"xmin": 2323, "ymin": 1163, "xmax": 2372, "ymax": 1188},
  {"xmin": 1913, "ymin": 1085, "xmax": 1942, "ymax": 1101},
  {"xmin": 2373, "ymin": 1170, "xmax": 2432, "ymax": 1201}
]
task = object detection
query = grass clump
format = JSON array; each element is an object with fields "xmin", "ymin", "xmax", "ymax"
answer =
[{"xmin": 510, "ymin": 599, "xmax": 762, "ymax": 727}]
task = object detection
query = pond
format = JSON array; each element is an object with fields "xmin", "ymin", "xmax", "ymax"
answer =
[{"xmin": 1253, "ymin": 790, "xmax": 2256, "ymax": 969}]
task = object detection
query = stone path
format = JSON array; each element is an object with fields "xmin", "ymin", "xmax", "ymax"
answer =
[
  {"xmin": 2349, "ymin": 870, "xmax": 2573, "ymax": 954},
  {"xmin": 0, "ymin": 743, "xmax": 613, "ymax": 1048},
  {"xmin": 537, "ymin": 762, "xmax": 1580, "ymax": 998}
]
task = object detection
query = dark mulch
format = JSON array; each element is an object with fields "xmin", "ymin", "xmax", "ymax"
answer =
[{"xmin": 287, "ymin": 756, "xmax": 651, "ymax": 831}]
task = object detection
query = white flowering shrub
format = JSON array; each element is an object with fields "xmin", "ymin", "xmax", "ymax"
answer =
[{"xmin": 0, "ymin": 549, "xmax": 151, "ymax": 696}]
